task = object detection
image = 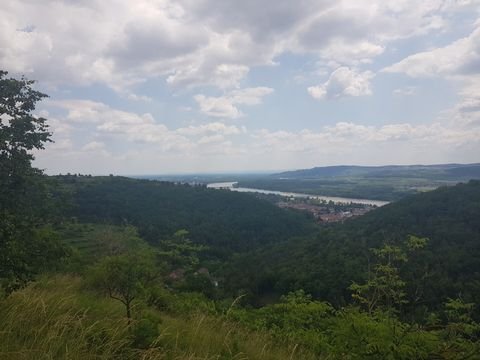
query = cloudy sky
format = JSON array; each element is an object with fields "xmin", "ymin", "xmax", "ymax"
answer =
[{"xmin": 2, "ymin": 0, "xmax": 480, "ymax": 174}]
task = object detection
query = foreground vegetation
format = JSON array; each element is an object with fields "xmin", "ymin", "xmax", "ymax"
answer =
[
  {"xmin": 0, "ymin": 275, "xmax": 314, "ymax": 360},
  {"xmin": 2, "ymin": 262, "xmax": 478, "ymax": 359}
]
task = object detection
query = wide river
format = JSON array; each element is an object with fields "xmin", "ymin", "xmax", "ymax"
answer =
[{"xmin": 207, "ymin": 182, "xmax": 390, "ymax": 207}]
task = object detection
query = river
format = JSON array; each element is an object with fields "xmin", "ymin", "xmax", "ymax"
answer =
[{"xmin": 206, "ymin": 182, "xmax": 390, "ymax": 207}]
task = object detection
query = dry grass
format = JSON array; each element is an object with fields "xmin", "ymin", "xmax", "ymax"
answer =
[
  {"xmin": 0, "ymin": 276, "xmax": 316, "ymax": 360},
  {"xmin": 0, "ymin": 276, "xmax": 130, "ymax": 359},
  {"xmin": 142, "ymin": 314, "xmax": 314, "ymax": 360}
]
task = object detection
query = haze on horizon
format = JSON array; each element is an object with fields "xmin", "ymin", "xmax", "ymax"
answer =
[{"xmin": 2, "ymin": 0, "xmax": 480, "ymax": 175}]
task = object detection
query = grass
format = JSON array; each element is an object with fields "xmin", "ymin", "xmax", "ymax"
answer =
[
  {"xmin": 0, "ymin": 275, "xmax": 316, "ymax": 360},
  {"xmin": 152, "ymin": 314, "xmax": 313, "ymax": 360},
  {"xmin": 0, "ymin": 276, "xmax": 130, "ymax": 360}
]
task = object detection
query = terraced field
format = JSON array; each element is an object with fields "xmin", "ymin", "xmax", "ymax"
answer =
[{"xmin": 57, "ymin": 223, "xmax": 147, "ymax": 265}]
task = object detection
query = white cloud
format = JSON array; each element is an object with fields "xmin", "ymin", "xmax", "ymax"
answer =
[
  {"xmin": 319, "ymin": 41, "xmax": 385, "ymax": 66},
  {"xmin": 48, "ymin": 100, "xmax": 187, "ymax": 150},
  {"xmin": 194, "ymin": 94, "xmax": 241, "ymax": 119},
  {"xmin": 80, "ymin": 141, "xmax": 111, "ymax": 157},
  {"xmin": 198, "ymin": 134, "xmax": 225, "ymax": 144},
  {"xmin": 167, "ymin": 63, "xmax": 250, "ymax": 89},
  {"xmin": 252, "ymin": 120, "xmax": 480, "ymax": 156},
  {"xmin": 5, "ymin": 1, "xmax": 479, "ymax": 173},
  {"xmin": 383, "ymin": 24, "xmax": 480, "ymax": 137},
  {"xmin": 443, "ymin": 0, "xmax": 480, "ymax": 11},
  {"xmin": 48, "ymin": 100, "xmax": 111, "ymax": 123},
  {"xmin": 46, "ymin": 100, "xmax": 192, "ymax": 152},
  {"xmin": 82, "ymin": 141, "xmax": 106, "ymax": 151},
  {"xmin": 35, "ymin": 96, "xmax": 480, "ymax": 174},
  {"xmin": 393, "ymin": 86, "xmax": 417, "ymax": 96},
  {"xmin": 194, "ymin": 87, "xmax": 274, "ymax": 118},
  {"xmin": 126, "ymin": 93, "xmax": 153, "ymax": 102},
  {"xmin": 47, "ymin": 138, "xmax": 73, "ymax": 152},
  {"xmin": 292, "ymin": 0, "xmax": 449, "ymax": 57},
  {"xmin": 440, "ymin": 78, "xmax": 480, "ymax": 127},
  {"xmin": 44, "ymin": 100, "xmax": 249, "ymax": 157},
  {"xmin": 0, "ymin": 0, "xmax": 465, "ymax": 93},
  {"xmin": 308, "ymin": 67, "xmax": 374, "ymax": 100},
  {"xmin": 306, "ymin": 86, "xmax": 327, "ymax": 100},
  {"xmin": 176, "ymin": 122, "xmax": 244, "ymax": 136},
  {"xmin": 383, "ymin": 27, "xmax": 480, "ymax": 78}
]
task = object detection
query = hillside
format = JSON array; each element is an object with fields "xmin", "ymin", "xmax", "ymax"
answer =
[
  {"xmin": 56, "ymin": 175, "xmax": 315, "ymax": 256},
  {"xmin": 57, "ymin": 175, "xmax": 480, "ymax": 311},
  {"xmin": 223, "ymin": 180, "xmax": 480, "ymax": 308}
]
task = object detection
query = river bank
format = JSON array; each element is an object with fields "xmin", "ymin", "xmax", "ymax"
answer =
[{"xmin": 207, "ymin": 182, "xmax": 390, "ymax": 207}]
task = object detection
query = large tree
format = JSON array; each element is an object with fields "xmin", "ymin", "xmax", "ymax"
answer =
[
  {"xmin": 0, "ymin": 70, "xmax": 51, "ymax": 211},
  {"xmin": 0, "ymin": 71, "xmax": 64, "ymax": 293}
]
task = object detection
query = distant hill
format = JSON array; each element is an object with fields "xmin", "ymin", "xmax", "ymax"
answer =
[
  {"xmin": 235, "ymin": 163, "xmax": 480, "ymax": 201},
  {"xmin": 273, "ymin": 163, "xmax": 480, "ymax": 180}
]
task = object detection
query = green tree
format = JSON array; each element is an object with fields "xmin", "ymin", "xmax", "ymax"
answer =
[
  {"xmin": 443, "ymin": 298, "xmax": 479, "ymax": 338},
  {"xmin": 88, "ymin": 253, "xmax": 156, "ymax": 323},
  {"xmin": 0, "ymin": 71, "xmax": 65, "ymax": 293},
  {"xmin": 96, "ymin": 225, "xmax": 148, "ymax": 257},
  {"xmin": 328, "ymin": 307, "xmax": 438, "ymax": 359},
  {"xmin": 0, "ymin": 70, "xmax": 51, "ymax": 212},
  {"xmin": 350, "ymin": 244, "xmax": 407, "ymax": 314},
  {"xmin": 349, "ymin": 236, "xmax": 428, "ymax": 315},
  {"xmin": 157, "ymin": 229, "xmax": 205, "ymax": 272}
]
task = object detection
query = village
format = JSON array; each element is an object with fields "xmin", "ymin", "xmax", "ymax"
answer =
[{"xmin": 276, "ymin": 198, "xmax": 376, "ymax": 223}]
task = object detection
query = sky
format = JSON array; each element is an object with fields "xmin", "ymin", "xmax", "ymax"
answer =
[{"xmin": 1, "ymin": 0, "xmax": 480, "ymax": 175}]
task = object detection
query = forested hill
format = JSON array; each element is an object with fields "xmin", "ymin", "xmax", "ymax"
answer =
[
  {"xmin": 274, "ymin": 163, "xmax": 480, "ymax": 179},
  {"xmin": 347, "ymin": 179, "xmax": 480, "ymax": 242},
  {"xmin": 57, "ymin": 175, "xmax": 314, "ymax": 255},
  {"xmin": 224, "ymin": 180, "xmax": 480, "ymax": 308}
]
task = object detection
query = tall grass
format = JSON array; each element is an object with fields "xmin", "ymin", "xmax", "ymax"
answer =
[
  {"xmin": 0, "ymin": 276, "xmax": 316, "ymax": 359},
  {"xmin": 144, "ymin": 314, "xmax": 315, "ymax": 360},
  {"xmin": 0, "ymin": 276, "xmax": 131, "ymax": 359}
]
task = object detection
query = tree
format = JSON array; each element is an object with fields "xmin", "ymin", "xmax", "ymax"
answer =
[
  {"xmin": 0, "ymin": 70, "xmax": 51, "ymax": 213},
  {"xmin": 0, "ymin": 71, "xmax": 65, "ymax": 293},
  {"xmin": 96, "ymin": 225, "xmax": 148, "ymax": 257},
  {"xmin": 157, "ymin": 230, "xmax": 206, "ymax": 272},
  {"xmin": 88, "ymin": 253, "xmax": 156, "ymax": 323},
  {"xmin": 349, "ymin": 236, "xmax": 428, "ymax": 315},
  {"xmin": 350, "ymin": 244, "xmax": 407, "ymax": 314}
]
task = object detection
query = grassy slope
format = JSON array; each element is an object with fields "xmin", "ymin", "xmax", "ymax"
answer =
[{"xmin": 0, "ymin": 275, "xmax": 315, "ymax": 360}]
